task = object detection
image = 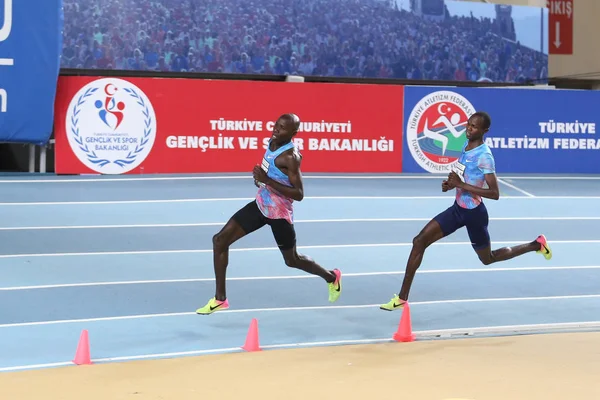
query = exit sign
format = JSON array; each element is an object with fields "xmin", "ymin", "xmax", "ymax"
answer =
[{"xmin": 548, "ymin": 0, "xmax": 573, "ymax": 55}]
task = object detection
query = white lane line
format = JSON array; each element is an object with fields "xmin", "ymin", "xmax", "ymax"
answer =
[
  {"xmin": 2, "ymin": 294, "xmax": 600, "ymax": 328},
  {"xmin": 1, "ymin": 265, "xmax": 599, "ymax": 291},
  {"xmin": 0, "ymin": 195, "xmax": 466, "ymax": 205},
  {"xmin": 0, "ymin": 239, "xmax": 597, "ymax": 259},
  {"xmin": 1, "ymin": 216, "xmax": 598, "ymax": 230},
  {"xmin": 3, "ymin": 195, "xmax": 600, "ymax": 206},
  {"xmin": 498, "ymin": 178, "xmax": 536, "ymax": 197}
]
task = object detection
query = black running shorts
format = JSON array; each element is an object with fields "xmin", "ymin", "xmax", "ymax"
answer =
[{"xmin": 232, "ymin": 200, "xmax": 297, "ymax": 251}]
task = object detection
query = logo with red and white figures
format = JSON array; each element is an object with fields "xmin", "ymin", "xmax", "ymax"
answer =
[
  {"xmin": 406, "ymin": 91, "xmax": 476, "ymax": 173},
  {"xmin": 65, "ymin": 78, "xmax": 157, "ymax": 174}
]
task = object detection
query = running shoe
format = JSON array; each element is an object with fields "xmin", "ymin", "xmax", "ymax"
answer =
[
  {"xmin": 196, "ymin": 297, "xmax": 229, "ymax": 315},
  {"xmin": 536, "ymin": 234, "xmax": 552, "ymax": 260},
  {"xmin": 380, "ymin": 294, "xmax": 406, "ymax": 311},
  {"xmin": 328, "ymin": 269, "xmax": 342, "ymax": 303}
]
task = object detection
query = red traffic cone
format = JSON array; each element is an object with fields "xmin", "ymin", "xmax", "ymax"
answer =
[
  {"xmin": 73, "ymin": 329, "xmax": 92, "ymax": 365},
  {"xmin": 241, "ymin": 318, "xmax": 262, "ymax": 352},
  {"xmin": 393, "ymin": 302, "xmax": 416, "ymax": 342}
]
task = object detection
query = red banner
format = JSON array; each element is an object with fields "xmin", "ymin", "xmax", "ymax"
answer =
[
  {"xmin": 53, "ymin": 76, "xmax": 404, "ymax": 175},
  {"xmin": 548, "ymin": 0, "xmax": 573, "ymax": 55}
]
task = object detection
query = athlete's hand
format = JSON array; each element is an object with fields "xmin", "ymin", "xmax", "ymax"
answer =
[
  {"xmin": 441, "ymin": 180, "xmax": 450, "ymax": 192},
  {"xmin": 253, "ymin": 165, "xmax": 269, "ymax": 184},
  {"xmin": 447, "ymin": 171, "xmax": 462, "ymax": 189}
]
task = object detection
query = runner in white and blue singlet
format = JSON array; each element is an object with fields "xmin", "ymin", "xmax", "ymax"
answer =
[
  {"xmin": 196, "ymin": 113, "xmax": 342, "ymax": 315},
  {"xmin": 380, "ymin": 111, "xmax": 553, "ymax": 312}
]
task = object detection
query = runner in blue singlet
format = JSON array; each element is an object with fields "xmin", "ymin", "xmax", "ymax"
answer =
[{"xmin": 380, "ymin": 111, "xmax": 553, "ymax": 312}]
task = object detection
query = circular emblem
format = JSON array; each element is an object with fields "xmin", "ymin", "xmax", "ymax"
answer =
[
  {"xmin": 65, "ymin": 78, "xmax": 157, "ymax": 174},
  {"xmin": 406, "ymin": 91, "xmax": 476, "ymax": 173}
]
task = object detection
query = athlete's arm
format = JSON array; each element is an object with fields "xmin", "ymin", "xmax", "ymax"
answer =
[
  {"xmin": 253, "ymin": 152, "xmax": 304, "ymax": 201},
  {"xmin": 276, "ymin": 154, "xmax": 304, "ymax": 201},
  {"xmin": 449, "ymin": 171, "xmax": 500, "ymax": 200}
]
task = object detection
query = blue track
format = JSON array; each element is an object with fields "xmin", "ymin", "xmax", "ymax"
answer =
[{"xmin": 1, "ymin": 174, "xmax": 599, "ymax": 371}]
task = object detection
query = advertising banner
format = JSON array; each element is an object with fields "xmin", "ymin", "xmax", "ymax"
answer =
[
  {"xmin": 54, "ymin": 76, "xmax": 404, "ymax": 175},
  {"xmin": 0, "ymin": 0, "xmax": 63, "ymax": 144},
  {"xmin": 402, "ymin": 86, "xmax": 600, "ymax": 174}
]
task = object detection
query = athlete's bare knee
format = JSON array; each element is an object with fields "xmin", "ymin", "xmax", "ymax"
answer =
[
  {"xmin": 213, "ymin": 219, "xmax": 246, "ymax": 251},
  {"xmin": 212, "ymin": 228, "xmax": 236, "ymax": 251},
  {"xmin": 284, "ymin": 255, "xmax": 296, "ymax": 267},
  {"xmin": 282, "ymin": 248, "xmax": 307, "ymax": 267},
  {"xmin": 282, "ymin": 252, "xmax": 298, "ymax": 267},
  {"xmin": 477, "ymin": 251, "xmax": 495, "ymax": 265},
  {"xmin": 412, "ymin": 220, "xmax": 443, "ymax": 251},
  {"xmin": 412, "ymin": 233, "xmax": 430, "ymax": 250},
  {"xmin": 212, "ymin": 232, "xmax": 228, "ymax": 251}
]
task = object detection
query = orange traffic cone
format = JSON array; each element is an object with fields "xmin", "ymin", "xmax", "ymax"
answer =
[
  {"xmin": 241, "ymin": 318, "xmax": 262, "ymax": 352},
  {"xmin": 393, "ymin": 302, "xmax": 416, "ymax": 342},
  {"xmin": 73, "ymin": 329, "xmax": 92, "ymax": 365}
]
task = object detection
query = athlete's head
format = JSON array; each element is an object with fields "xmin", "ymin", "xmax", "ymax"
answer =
[
  {"xmin": 466, "ymin": 111, "xmax": 491, "ymax": 142},
  {"xmin": 272, "ymin": 113, "xmax": 300, "ymax": 144}
]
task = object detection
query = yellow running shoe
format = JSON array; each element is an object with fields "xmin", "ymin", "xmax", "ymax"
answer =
[
  {"xmin": 535, "ymin": 234, "xmax": 552, "ymax": 260},
  {"xmin": 196, "ymin": 297, "xmax": 229, "ymax": 315},
  {"xmin": 380, "ymin": 294, "xmax": 406, "ymax": 311},
  {"xmin": 328, "ymin": 269, "xmax": 342, "ymax": 302}
]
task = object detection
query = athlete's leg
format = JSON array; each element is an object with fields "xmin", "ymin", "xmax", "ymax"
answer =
[
  {"xmin": 466, "ymin": 203, "xmax": 551, "ymax": 264},
  {"xmin": 475, "ymin": 240, "xmax": 540, "ymax": 265},
  {"xmin": 397, "ymin": 219, "xmax": 445, "ymax": 300},
  {"xmin": 381, "ymin": 203, "xmax": 464, "ymax": 311},
  {"xmin": 197, "ymin": 201, "xmax": 265, "ymax": 314},
  {"xmin": 212, "ymin": 220, "xmax": 248, "ymax": 301},
  {"xmin": 473, "ymin": 231, "xmax": 551, "ymax": 265},
  {"xmin": 270, "ymin": 219, "xmax": 342, "ymax": 302},
  {"xmin": 270, "ymin": 219, "xmax": 335, "ymax": 282},
  {"xmin": 281, "ymin": 247, "xmax": 338, "ymax": 282}
]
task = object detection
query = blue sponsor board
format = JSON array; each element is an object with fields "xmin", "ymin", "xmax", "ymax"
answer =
[
  {"xmin": 0, "ymin": 0, "xmax": 63, "ymax": 144},
  {"xmin": 402, "ymin": 86, "xmax": 600, "ymax": 174}
]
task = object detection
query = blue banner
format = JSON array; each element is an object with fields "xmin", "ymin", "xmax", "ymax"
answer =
[
  {"xmin": 402, "ymin": 86, "xmax": 600, "ymax": 174},
  {"xmin": 0, "ymin": 0, "xmax": 63, "ymax": 144}
]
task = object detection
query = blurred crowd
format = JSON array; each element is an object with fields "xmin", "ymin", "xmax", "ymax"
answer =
[{"xmin": 60, "ymin": 0, "xmax": 549, "ymax": 83}]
